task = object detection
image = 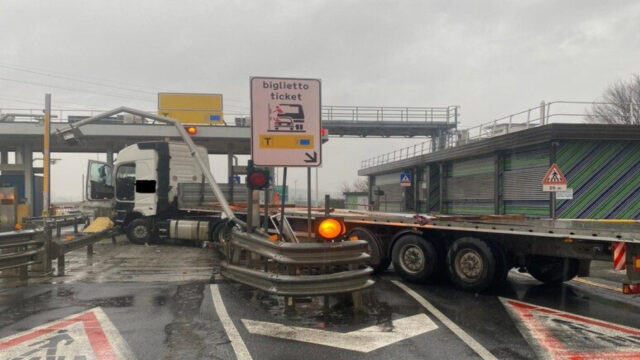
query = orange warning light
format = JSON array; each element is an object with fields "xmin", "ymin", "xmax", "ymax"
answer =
[
  {"xmin": 185, "ymin": 126, "xmax": 198, "ymax": 135},
  {"xmin": 634, "ymin": 256, "xmax": 640, "ymax": 271},
  {"xmin": 317, "ymin": 218, "xmax": 345, "ymax": 240}
]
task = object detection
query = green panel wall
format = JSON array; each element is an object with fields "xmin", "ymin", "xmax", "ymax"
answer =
[{"xmin": 556, "ymin": 141, "xmax": 640, "ymax": 219}]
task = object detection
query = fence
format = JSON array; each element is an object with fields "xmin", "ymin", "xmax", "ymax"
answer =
[
  {"xmin": 0, "ymin": 214, "xmax": 115, "ymax": 280},
  {"xmin": 322, "ymin": 105, "xmax": 459, "ymax": 123},
  {"xmin": 0, "ymin": 105, "xmax": 461, "ymax": 127},
  {"xmin": 361, "ymin": 100, "xmax": 638, "ymax": 169}
]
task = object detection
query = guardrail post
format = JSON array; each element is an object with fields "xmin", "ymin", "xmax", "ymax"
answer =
[
  {"xmin": 31, "ymin": 226, "xmax": 52, "ymax": 276},
  {"xmin": 18, "ymin": 263, "xmax": 28, "ymax": 281},
  {"xmin": 57, "ymin": 253, "xmax": 65, "ymax": 276}
]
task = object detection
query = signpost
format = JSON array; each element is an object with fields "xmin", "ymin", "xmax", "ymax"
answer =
[
  {"xmin": 158, "ymin": 92, "xmax": 224, "ymax": 125},
  {"xmin": 250, "ymin": 77, "xmax": 322, "ymax": 241},
  {"xmin": 542, "ymin": 163, "xmax": 567, "ymax": 192},
  {"xmin": 250, "ymin": 77, "xmax": 322, "ymax": 167},
  {"xmin": 400, "ymin": 172, "xmax": 412, "ymax": 187}
]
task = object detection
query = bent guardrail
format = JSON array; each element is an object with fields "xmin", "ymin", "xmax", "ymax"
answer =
[
  {"xmin": 0, "ymin": 230, "xmax": 45, "ymax": 280},
  {"xmin": 0, "ymin": 214, "xmax": 117, "ymax": 280},
  {"xmin": 220, "ymin": 228, "xmax": 374, "ymax": 296}
]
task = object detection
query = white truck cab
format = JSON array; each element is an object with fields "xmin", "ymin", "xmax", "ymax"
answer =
[{"xmin": 86, "ymin": 141, "xmax": 211, "ymax": 243}]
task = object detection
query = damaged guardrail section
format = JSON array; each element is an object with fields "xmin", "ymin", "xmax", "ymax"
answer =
[
  {"xmin": 220, "ymin": 228, "xmax": 374, "ymax": 296},
  {"xmin": 0, "ymin": 230, "xmax": 45, "ymax": 279}
]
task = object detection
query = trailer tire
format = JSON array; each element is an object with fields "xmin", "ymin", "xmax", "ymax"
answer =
[
  {"xmin": 126, "ymin": 218, "xmax": 151, "ymax": 245},
  {"xmin": 447, "ymin": 237, "xmax": 496, "ymax": 292},
  {"xmin": 392, "ymin": 234, "xmax": 438, "ymax": 283},
  {"xmin": 527, "ymin": 256, "xmax": 579, "ymax": 284},
  {"xmin": 347, "ymin": 227, "xmax": 390, "ymax": 274}
]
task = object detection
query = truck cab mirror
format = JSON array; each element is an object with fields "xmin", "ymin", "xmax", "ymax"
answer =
[{"xmin": 86, "ymin": 160, "xmax": 114, "ymax": 200}]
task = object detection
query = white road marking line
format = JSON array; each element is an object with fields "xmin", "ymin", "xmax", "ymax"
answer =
[
  {"xmin": 210, "ymin": 285, "xmax": 253, "ymax": 360},
  {"xmin": 391, "ymin": 280, "xmax": 498, "ymax": 360},
  {"xmin": 242, "ymin": 313, "xmax": 438, "ymax": 353}
]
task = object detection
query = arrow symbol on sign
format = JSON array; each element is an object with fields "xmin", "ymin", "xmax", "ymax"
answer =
[
  {"xmin": 304, "ymin": 151, "xmax": 317, "ymax": 163},
  {"xmin": 242, "ymin": 313, "xmax": 437, "ymax": 353}
]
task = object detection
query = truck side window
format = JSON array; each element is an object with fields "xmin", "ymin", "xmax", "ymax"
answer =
[{"xmin": 116, "ymin": 164, "xmax": 136, "ymax": 201}]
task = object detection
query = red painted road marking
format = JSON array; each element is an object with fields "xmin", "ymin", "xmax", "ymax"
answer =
[
  {"xmin": 502, "ymin": 298, "xmax": 640, "ymax": 359},
  {"xmin": 0, "ymin": 307, "xmax": 135, "ymax": 359}
]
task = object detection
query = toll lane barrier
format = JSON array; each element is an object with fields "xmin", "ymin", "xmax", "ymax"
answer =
[{"xmin": 220, "ymin": 228, "xmax": 374, "ymax": 296}]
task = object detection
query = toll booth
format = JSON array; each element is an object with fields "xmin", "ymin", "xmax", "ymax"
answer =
[{"xmin": 0, "ymin": 175, "xmax": 43, "ymax": 217}]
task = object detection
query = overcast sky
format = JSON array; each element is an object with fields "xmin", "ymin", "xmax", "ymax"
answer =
[{"xmin": 1, "ymin": 0, "xmax": 640, "ymax": 202}]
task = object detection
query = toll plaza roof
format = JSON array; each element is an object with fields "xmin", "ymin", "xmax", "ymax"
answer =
[{"xmin": 0, "ymin": 121, "xmax": 250, "ymax": 154}]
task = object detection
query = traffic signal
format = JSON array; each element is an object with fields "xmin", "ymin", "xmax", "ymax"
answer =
[
  {"xmin": 246, "ymin": 160, "xmax": 270, "ymax": 190},
  {"xmin": 321, "ymin": 128, "xmax": 329, "ymax": 143},
  {"xmin": 185, "ymin": 126, "xmax": 198, "ymax": 135}
]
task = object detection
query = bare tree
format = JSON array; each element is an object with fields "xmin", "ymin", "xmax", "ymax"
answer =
[
  {"xmin": 589, "ymin": 74, "xmax": 640, "ymax": 124},
  {"xmin": 340, "ymin": 178, "xmax": 369, "ymax": 193},
  {"xmin": 353, "ymin": 177, "xmax": 369, "ymax": 192}
]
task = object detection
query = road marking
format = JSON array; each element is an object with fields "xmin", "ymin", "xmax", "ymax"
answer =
[
  {"xmin": 0, "ymin": 307, "xmax": 135, "ymax": 359},
  {"xmin": 210, "ymin": 285, "xmax": 253, "ymax": 360},
  {"xmin": 501, "ymin": 297, "xmax": 640, "ymax": 359},
  {"xmin": 391, "ymin": 280, "xmax": 498, "ymax": 360},
  {"xmin": 572, "ymin": 277, "xmax": 622, "ymax": 293},
  {"xmin": 242, "ymin": 313, "xmax": 437, "ymax": 353}
]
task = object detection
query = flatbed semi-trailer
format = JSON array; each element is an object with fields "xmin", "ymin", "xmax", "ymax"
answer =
[{"xmin": 280, "ymin": 208, "xmax": 640, "ymax": 293}]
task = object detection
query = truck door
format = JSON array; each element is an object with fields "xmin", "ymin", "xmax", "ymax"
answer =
[{"xmin": 86, "ymin": 160, "xmax": 114, "ymax": 201}]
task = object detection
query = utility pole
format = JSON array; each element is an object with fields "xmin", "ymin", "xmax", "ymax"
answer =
[{"xmin": 43, "ymin": 93, "xmax": 51, "ymax": 216}]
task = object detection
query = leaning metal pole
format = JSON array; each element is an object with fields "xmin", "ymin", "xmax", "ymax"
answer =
[{"xmin": 55, "ymin": 106, "xmax": 245, "ymax": 227}]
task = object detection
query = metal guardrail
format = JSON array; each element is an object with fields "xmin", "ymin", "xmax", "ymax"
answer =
[
  {"xmin": 0, "ymin": 229, "xmax": 44, "ymax": 279},
  {"xmin": 322, "ymin": 105, "xmax": 459, "ymax": 123},
  {"xmin": 360, "ymin": 100, "xmax": 638, "ymax": 169},
  {"xmin": 0, "ymin": 105, "xmax": 460, "ymax": 127},
  {"xmin": 0, "ymin": 214, "xmax": 116, "ymax": 280},
  {"xmin": 220, "ymin": 227, "xmax": 374, "ymax": 296}
]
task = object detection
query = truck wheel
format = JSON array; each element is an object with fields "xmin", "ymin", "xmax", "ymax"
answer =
[
  {"xmin": 126, "ymin": 218, "xmax": 150, "ymax": 245},
  {"xmin": 527, "ymin": 256, "xmax": 579, "ymax": 284},
  {"xmin": 447, "ymin": 237, "xmax": 496, "ymax": 292},
  {"xmin": 392, "ymin": 234, "xmax": 438, "ymax": 283},
  {"xmin": 347, "ymin": 227, "xmax": 390, "ymax": 274}
]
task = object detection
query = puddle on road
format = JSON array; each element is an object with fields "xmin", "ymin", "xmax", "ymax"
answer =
[{"xmin": 235, "ymin": 282, "xmax": 399, "ymax": 330}]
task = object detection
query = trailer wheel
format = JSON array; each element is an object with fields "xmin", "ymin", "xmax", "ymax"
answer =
[
  {"xmin": 126, "ymin": 218, "xmax": 150, "ymax": 245},
  {"xmin": 447, "ymin": 237, "xmax": 496, "ymax": 292},
  {"xmin": 527, "ymin": 256, "xmax": 579, "ymax": 284},
  {"xmin": 347, "ymin": 227, "xmax": 390, "ymax": 274},
  {"xmin": 392, "ymin": 234, "xmax": 438, "ymax": 283}
]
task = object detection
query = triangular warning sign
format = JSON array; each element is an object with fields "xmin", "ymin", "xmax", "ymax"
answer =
[
  {"xmin": 0, "ymin": 307, "xmax": 136, "ymax": 359},
  {"xmin": 501, "ymin": 298, "xmax": 640, "ymax": 359},
  {"xmin": 542, "ymin": 163, "xmax": 567, "ymax": 185}
]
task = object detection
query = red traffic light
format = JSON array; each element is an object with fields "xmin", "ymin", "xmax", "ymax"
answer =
[
  {"xmin": 247, "ymin": 169, "xmax": 270, "ymax": 190},
  {"xmin": 185, "ymin": 126, "xmax": 198, "ymax": 135}
]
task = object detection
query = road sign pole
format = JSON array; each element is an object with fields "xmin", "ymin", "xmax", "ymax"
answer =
[
  {"xmin": 43, "ymin": 93, "xmax": 51, "ymax": 217},
  {"xmin": 279, "ymin": 167, "xmax": 287, "ymax": 241},
  {"xmin": 307, "ymin": 167, "xmax": 312, "ymax": 240}
]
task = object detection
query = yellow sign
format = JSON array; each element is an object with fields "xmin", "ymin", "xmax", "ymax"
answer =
[
  {"xmin": 259, "ymin": 134, "xmax": 314, "ymax": 149},
  {"xmin": 158, "ymin": 93, "xmax": 224, "ymax": 125}
]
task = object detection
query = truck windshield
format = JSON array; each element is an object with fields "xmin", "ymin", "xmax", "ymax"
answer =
[{"xmin": 116, "ymin": 163, "xmax": 136, "ymax": 201}]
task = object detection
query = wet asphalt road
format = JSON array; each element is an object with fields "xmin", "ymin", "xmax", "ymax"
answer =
[{"xmin": 0, "ymin": 239, "xmax": 639, "ymax": 360}]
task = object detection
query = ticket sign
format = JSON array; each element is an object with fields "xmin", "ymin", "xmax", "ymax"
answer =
[{"xmin": 250, "ymin": 77, "xmax": 321, "ymax": 167}]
